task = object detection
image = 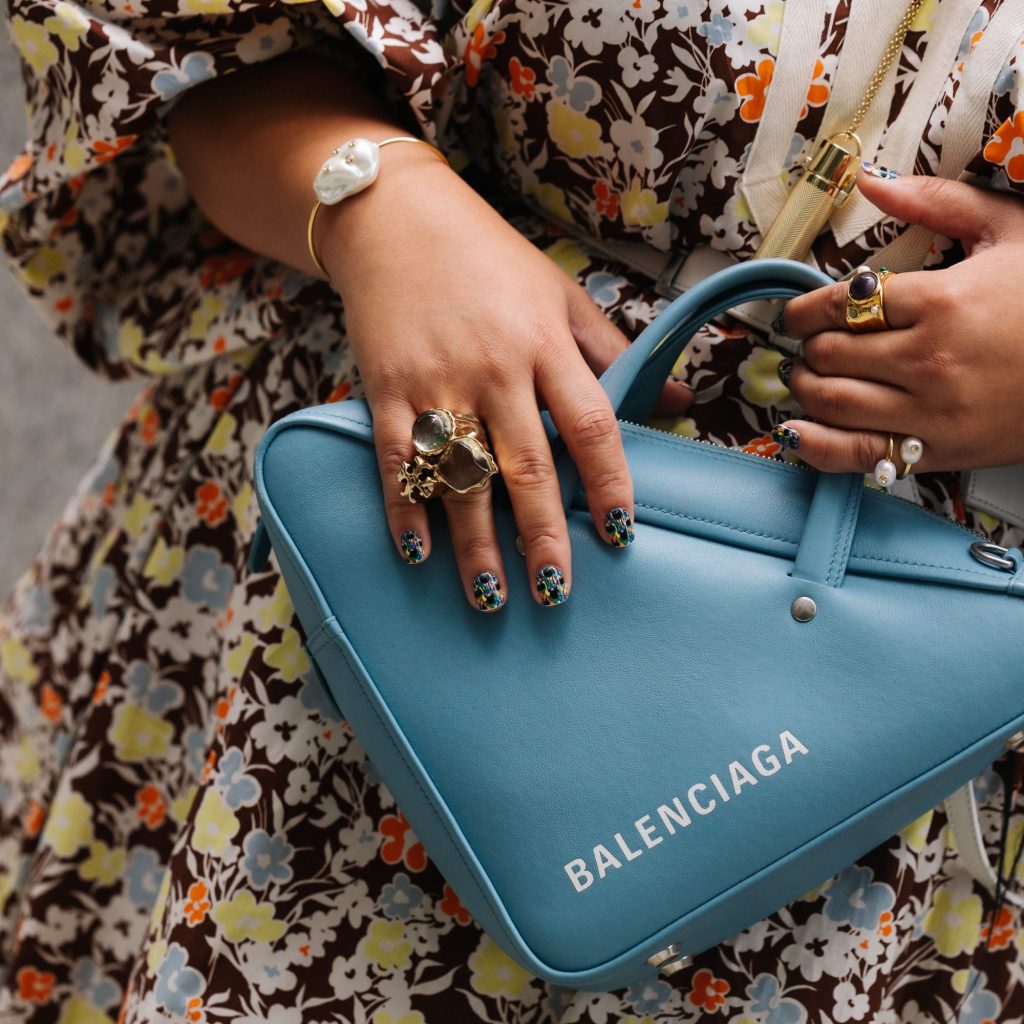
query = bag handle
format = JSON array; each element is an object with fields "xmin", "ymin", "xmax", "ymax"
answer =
[{"xmin": 547, "ymin": 257, "xmax": 863, "ymax": 588}]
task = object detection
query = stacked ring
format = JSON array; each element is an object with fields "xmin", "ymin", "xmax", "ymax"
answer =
[
  {"xmin": 845, "ymin": 265, "xmax": 894, "ymax": 333},
  {"xmin": 873, "ymin": 434, "xmax": 925, "ymax": 488},
  {"xmin": 397, "ymin": 408, "xmax": 499, "ymax": 502}
]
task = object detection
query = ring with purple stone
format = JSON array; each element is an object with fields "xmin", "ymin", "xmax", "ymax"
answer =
[{"xmin": 844, "ymin": 265, "xmax": 894, "ymax": 333}]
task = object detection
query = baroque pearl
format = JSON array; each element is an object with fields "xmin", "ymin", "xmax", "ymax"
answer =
[
  {"xmin": 874, "ymin": 458, "xmax": 896, "ymax": 488},
  {"xmin": 900, "ymin": 436, "xmax": 924, "ymax": 465},
  {"xmin": 314, "ymin": 137, "xmax": 381, "ymax": 205}
]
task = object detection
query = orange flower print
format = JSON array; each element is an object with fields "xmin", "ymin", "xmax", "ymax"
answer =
[
  {"xmin": 380, "ymin": 811, "xmax": 428, "ymax": 872},
  {"xmin": 593, "ymin": 180, "xmax": 620, "ymax": 220},
  {"xmin": 984, "ymin": 112, "xmax": 1024, "ymax": 183},
  {"xmin": 93, "ymin": 670, "xmax": 110, "ymax": 703},
  {"xmin": 802, "ymin": 58, "xmax": 830, "ymax": 117},
  {"xmin": 439, "ymin": 883, "xmax": 473, "ymax": 925},
  {"xmin": 877, "ymin": 909, "xmax": 894, "ymax": 938},
  {"xmin": 39, "ymin": 682, "xmax": 63, "ymax": 723},
  {"xmin": 199, "ymin": 252, "xmax": 253, "ymax": 288},
  {"xmin": 17, "ymin": 967, "xmax": 55, "ymax": 1004},
  {"xmin": 464, "ymin": 23, "xmax": 506, "ymax": 88},
  {"xmin": 982, "ymin": 906, "xmax": 1015, "ymax": 950},
  {"xmin": 509, "ymin": 56, "xmax": 535, "ymax": 100},
  {"xmin": 186, "ymin": 996, "xmax": 204, "ymax": 1023},
  {"xmin": 196, "ymin": 482, "xmax": 229, "ymax": 527},
  {"xmin": 0, "ymin": 151, "xmax": 33, "ymax": 191},
  {"xmin": 326, "ymin": 380, "xmax": 352, "ymax": 404},
  {"xmin": 139, "ymin": 405, "xmax": 160, "ymax": 445},
  {"xmin": 92, "ymin": 135, "xmax": 137, "ymax": 164},
  {"xmin": 736, "ymin": 58, "xmax": 774, "ymax": 123},
  {"xmin": 137, "ymin": 783, "xmax": 167, "ymax": 829},
  {"xmin": 24, "ymin": 799, "xmax": 45, "ymax": 838},
  {"xmin": 183, "ymin": 881, "xmax": 212, "ymax": 926},
  {"xmin": 742, "ymin": 433, "xmax": 781, "ymax": 458},
  {"xmin": 688, "ymin": 967, "xmax": 730, "ymax": 1012},
  {"xmin": 210, "ymin": 373, "xmax": 243, "ymax": 410}
]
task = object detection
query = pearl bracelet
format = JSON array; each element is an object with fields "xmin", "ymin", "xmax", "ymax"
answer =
[{"xmin": 306, "ymin": 136, "xmax": 449, "ymax": 279}]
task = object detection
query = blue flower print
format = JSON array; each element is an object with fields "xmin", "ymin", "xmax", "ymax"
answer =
[
  {"xmin": 958, "ymin": 970, "xmax": 1000, "ymax": 1024},
  {"xmin": 155, "ymin": 942, "xmax": 205, "ymax": 1016},
  {"xmin": 958, "ymin": 9, "xmax": 988, "ymax": 59},
  {"xmin": 71, "ymin": 959, "xmax": 121, "ymax": 1009},
  {"xmin": 994, "ymin": 62, "xmax": 1016, "ymax": 97},
  {"xmin": 698, "ymin": 12, "xmax": 733, "ymax": 46},
  {"xmin": 300, "ymin": 667, "xmax": 343, "ymax": 722},
  {"xmin": 626, "ymin": 977, "xmax": 672, "ymax": 1015},
  {"xmin": 22, "ymin": 584, "xmax": 54, "ymax": 635},
  {"xmin": 182, "ymin": 545, "xmax": 234, "ymax": 609},
  {"xmin": 125, "ymin": 660, "xmax": 181, "ymax": 714},
  {"xmin": 89, "ymin": 565, "xmax": 115, "ymax": 619},
  {"xmin": 550, "ymin": 56, "xmax": 598, "ymax": 111},
  {"xmin": 747, "ymin": 974, "xmax": 804, "ymax": 1024},
  {"xmin": 824, "ymin": 864, "xmax": 895, "ymax": 929},
  {"xmin": 216, "ymin": 747, "xmax": 260, "ymax": 809},
  {"xmin": 125, "ymin": 847, "xmax": 162, "ymax": 908},
  {"xmin": 183, "ymin": 724, "xmax": 208, "ymax": 781},
  {"xmin": 378, "ymin": 872, "xmax": 425, "ymax": 920},
  {"xmin": 152, "ymin": 51, "xmax": 216, "ymax": 101},
  {"xmin": 243, "ymin": 830, "xmax": 294, "ymax": 888},
  {"xmin": 585, "ymin": 272, "xmax": 628, "ymax": 306}
]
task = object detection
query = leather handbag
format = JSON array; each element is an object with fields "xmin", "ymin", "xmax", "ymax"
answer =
[{"xmin": 248, "ymin": 258, "xmax": 1024, "ymax": 991}]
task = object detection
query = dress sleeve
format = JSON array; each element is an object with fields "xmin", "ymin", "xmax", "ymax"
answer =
[{"xmin": 0, "ymin": 0, "xmax": 454, "ymax": 380}]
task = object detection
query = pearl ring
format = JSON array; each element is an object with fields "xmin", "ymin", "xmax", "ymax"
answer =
[{"xmin": 873, "ymin": 434, "xmax": 924, "ymax": 488}]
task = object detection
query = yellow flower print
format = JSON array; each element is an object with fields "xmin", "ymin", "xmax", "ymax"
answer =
[
  {"xmin": 911, "ymin": 0, "xmax": 938, "ymax": 31},
  {"xmin": 547, "ymin": 101, "xmax": 603, "ymax": 159},
  {"xmin": 362, "ymin": 919, "xmax": 413, "ymax": 972},
  {"xmin": 142, "ymin": 537, "xmax": 184, "ymax": 587},
  {"xmin": 58, "ymin": 995, "xmax": 115, "ymax": 1024},
  {"xmin": 922, "ymin": 882, "xmax": 982, "ymax": 956},
  {"xmin": 148, "ymin": 868, "xmax": 171, "ymax": 934},
  {"xmin": 124, "ymin": 494, "xmax": 154, "ymax": 541},
  {"xmin": 747, "ymin": 0, "xmax": 783, "ymax": 49},
  {"xmin": 0, "ymin": 633, "xmax": 39, "ymax": 685},
  {"xmin": 10, "ymin": 15, "xmax": 58, "ymax": 74},
  {"xmin": 232, "ymin": 482, "xmax": 254, "ymax": 532},
  {"xmin": 79, "ymin": 840, "xmax": 127, "ymax": 886},
  {"xmin": 171, "ymin": 785, "xmax": 198, "ymax": 825},
  {"xmin": 43, "ymin": 2, "xmax": 90, "ymax": 52},
  {"xmin": 645, "ymin": 415, "xmax": 698, "ymax": 439},
  {"xmin": 110, "ymin": 704, "xmax": 173, "ymax": 762},
  {"xmin": 225, "ymin": 632, "xmax": 257, "ymax": 677},
  {"xmin": 146, "ymin": 938, "xmax": 167, "ymax": 975},
  {"xmin": 211, "ymin": 889, "xmax": 286, "ymax": 942},
  {"xmin": 372, "ymin": 1012, "xmax": 426, "ymax": 1024},
  {"xmin": 180, "ymin": 0, "xmax": 234, "ymax": 12},
  {"xmin": 737, "ymin": 346, "xmax": 788, "ymax": 407},
  {"xmin": 204, "ymin": 413, "xmax": 237, "ymax": 456},
  {"xmin": 118, "ymin": 320, "xmax": 144, "ymax": 363},
  {"xmin": 622, "ymin": 1018, "xmax": 656, "ymax": 1024},
  {"xmin": 465, "ymin": 0, "xmax": 495, "ymax": 30},
  {"xmin": 14, "ymin": 738, "xmax": 40, "ymax": 781},
  {"xmin": 468, "ymin": 935, "xmax": 532, "ymax": 999},
  {"xmin": 542, "ymin": 238, "xmax": 590, "ymax": 279},
  {"xmin": 191, "ymin": 787, "xmax": 240, "ymax": 856},
  {"xmin": 42, "ymin": 791, "xmax": 94, "ymax": 857},
  {"xmin": 1000, "ymin": 820, "xmax": 1024, "ymax": 882},
  {"xmin": 525, "ymin": 182, "xmax": 572, "ymax": 223},
  {"xmin": 21, "ymin": 244, "xmax": 65, "ymax": 290},
  {"xmin": 899, "ymin": 808, "xmax": 934, "ymax": 853},
  {"xmin": 263, "ymin": 627, "xmax": 310, "ymax": 684},
  {"xmin": 621, "ymin": 179, "xmax": 669, "ymax": 228},
  {"xmin": 187, "ymin": 293, "xmax": 224, "ymax": 340},
  {"xmin": 258, "ymin": 577, "xmax": 295, "ymax": 632}
]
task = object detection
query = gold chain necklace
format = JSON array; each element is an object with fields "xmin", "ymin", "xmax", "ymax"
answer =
[{"xmin": 753, "ymin": 0, "xmax": 924, "ymax": 260}]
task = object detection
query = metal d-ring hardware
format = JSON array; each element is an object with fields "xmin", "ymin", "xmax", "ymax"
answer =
[
  {"xmin": 969, "ymin": 541, "xmax": 1018, "ymax": 572},
  {"xmin": 1004, "ymin": 729, "xmax": 1024, "ymax": 752},
  {"xmin": 646, "ymin": 944, "xmax": 694, "ymax": 976}
]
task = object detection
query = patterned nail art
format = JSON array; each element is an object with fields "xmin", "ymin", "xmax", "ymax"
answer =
[
  {"xmin": 771, "ymin": 424, "xmax": 801, "ymax": 450},
  {"xmin": 861, "ymin": 161, "xmax": 899, "ymax": 180},
  {"xmin": 536, "ymin": 565, "xmax": 569, "ymax": 606},
  {"xmin": 399, "ymin": 529, "xmax": 424, "ymax": 563},
  {"xmin": 777, "ymin": 358, "xmax": 793, "ymax": 388},
  {"xmin": 604, "ymin": 507, "xmax": 635, "ymax": 547},
  {"xmin": 472, "ymin": 571, "xmax": 505, "ymax": 612}
]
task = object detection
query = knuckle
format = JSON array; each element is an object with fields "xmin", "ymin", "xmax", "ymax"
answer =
[
  {"xmin": 567, "ymin": 404, "xmax": 619, "ymax": 447},
  {"xmin": 856, "ymin": 431, "xmax": 882, "ymax": 473},
  {"xmin": 502, "ymin": 446, "xmax": 554, "ymax": 490},
  {"xmin": 803, "ymin": 378, "xmax": 844, "ymax": 422},
  {"xmin": 802, "ymin": 333, "xmax": 837, "ymax": 373},
  {"xmin": 828, "ymin": 283, "xmax": 850, "ymax": 326},
  {"xmin": 378, "ymin": 440, "xmax": 412, "ymax": 480},
  {"xmin": 518, "ymin": 523, "xmax": 564, "ymax": 552}
]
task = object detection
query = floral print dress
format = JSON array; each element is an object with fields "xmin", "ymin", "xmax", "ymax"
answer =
[{"xmin": 3, "ymin": 1, "xmax": 1024, "ymax": 1021}]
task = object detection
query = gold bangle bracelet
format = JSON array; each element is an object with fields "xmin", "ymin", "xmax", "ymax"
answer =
[{"xmin": 307, "ymin": 136, "xmax": 449, "ymax": 281}]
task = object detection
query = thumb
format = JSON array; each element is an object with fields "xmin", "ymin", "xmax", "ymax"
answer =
[{"xmin": 855, "ymin": 167, "xmax": 1021, "ymax": 254}]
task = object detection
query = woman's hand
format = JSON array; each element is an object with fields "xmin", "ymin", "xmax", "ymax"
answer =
[
  {"xmin": 772, "ymin": 171, "xmax": 1024, "ymax": 479},
  {"xmin": 317, "ymin": 146, "xmax": 693, "ymax": 610}
]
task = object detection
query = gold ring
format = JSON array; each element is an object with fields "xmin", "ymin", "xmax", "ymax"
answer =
[
  {"xmin": 397, "ymin": 409, "xmax": 498, "ymax": 502},
  {"xmin": 845, "ymin": 265, "xmax": 894, "ymax": 333},
  {"xmin": 897, "ymin": 435, "xmax": 925, "ymax": 478},
  {"xmin": 872, "ymin": 434, "xmax": 898, "ymax": 488}
]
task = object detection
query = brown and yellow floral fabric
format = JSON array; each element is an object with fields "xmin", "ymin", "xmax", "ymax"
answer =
[{"xmin": 3, "ymin": 1, "xmax": 1024, "ymax": 1021}]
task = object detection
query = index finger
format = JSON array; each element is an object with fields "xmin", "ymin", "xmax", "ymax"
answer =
[{"xmin": 780, "ymin": 269, "xmax": 927, "ymax": 340}]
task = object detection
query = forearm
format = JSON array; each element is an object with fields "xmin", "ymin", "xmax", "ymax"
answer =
[{"xmin": 164, "ymin": 51, "xmax": 449, "ymax": 285}]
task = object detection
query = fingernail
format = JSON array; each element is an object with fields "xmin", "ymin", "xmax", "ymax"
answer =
[
  {"xmin": 399, "ymin": 529, "xmax": 424, "ymax": 564},
  {"xmin": 771, "ymin": 424, "xmax": 801, "ymax": 450},
  {"xmin": 861, "ymin": 161, "xmax": 899, "ymax": 180},
  {"xmin": 604, "ymin": 507, "xmax": 635, "ymax": 547},
  {"xmin": 771, "ymin": 307, "xmax": 789, "ymax": 337},
  {"xmin": 777, "ymin": 358, "xmax": 793, "ymax": 388},
  {"xmin": 472, "ymin": 571, "xmax": 505, "ymax": 612},
  {"xmin": 536, "ymin": 565, "xmax": 569, "ymax": 606}
]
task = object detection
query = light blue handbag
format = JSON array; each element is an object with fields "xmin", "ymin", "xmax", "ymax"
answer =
[{"xmin": 249, "ymin": 259, "xmax": 1024, "ymax": 991}]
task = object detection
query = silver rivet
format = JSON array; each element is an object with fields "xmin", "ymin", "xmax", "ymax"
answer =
[
  {"xmin": 647, "ymin": 944, "xmax": 680, "ymax": 968},
  {"xmin": 514, "ymin": 534, "xmax": 526, "ymax": 556},
  {"xmin": 791, "ymin": 596, "xmax": 816, "ymax": 622},
  {"xmin": 659, "ymin": 954, "xmax": 693, "ymax": 976},
  {"xmin": 1005, "ymin": 730, "xmax": 1024, "ymax": 751}
]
